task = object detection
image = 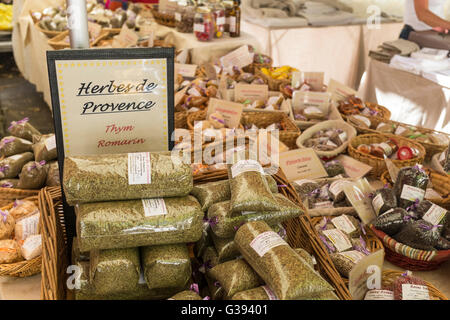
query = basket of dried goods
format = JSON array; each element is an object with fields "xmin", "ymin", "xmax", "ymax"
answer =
[
  {"xmin": 338, "ymin": 95, "xmax": 391, "ymax": 121},
  {"xmin": 255, "ymin": 66, "xmax": 299, "ymax": 91},
  {"xmin": 348, "ymin": 133, "xmax": 426, "ymax": 178},
  {"xmin": 242, "ymin": 53, "xmax": 273, "ymax": 74}
]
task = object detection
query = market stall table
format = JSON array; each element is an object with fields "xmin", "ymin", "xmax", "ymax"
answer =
[
  {"xmin": 241, "ymin": 19, "xmax": 403, "ymax": 89},
  {"xmin": 358, "ymin": 59, "xmax": 450, "ymax": 134}
]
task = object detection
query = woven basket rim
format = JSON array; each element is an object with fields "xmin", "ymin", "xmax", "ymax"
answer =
[{"xmin": 296, "ymin": 119, "xmax": 357, "ymax": 157}]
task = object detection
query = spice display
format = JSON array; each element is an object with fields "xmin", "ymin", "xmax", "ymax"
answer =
[
  {"xmin": 394, "ymin": 220, "xmax": 442, "ymax": 250},
  {"xmin": 0, "ymin": 239, "xmax": 22, "ymax": 264},
  {"xmin": 76, "ymin": 196, "xmax": 203, "ymax": 251},
  {"xmin": 0, "ymin": 152, "xmax": 34, "ymax": 179},
  {"xmin": 7, "ymin": 118, "xmax": 41, "ymax": 141},
  {"xmin": 209, "ymin": 258, "xmax": 263, "ymax": 298},
  {"xmin": 393, "ymin": 272, "xmax": 429, "ymax": 300},
  {"xmin": 194, "ymin": 6, "xmax": 214, "ymax": 42},
  {"xmin": 63, "ymin": 152, "xmax": 193, "ymax": 205},
  {"xmin": 191, "ymin": 175, "xmax": 278, "ymax": 212},
  {"xmin": 235, "ymin": 221, "xmax": 334, "ymax": 300},
  {"xmin": 393, "ymin": 165, "xmax": 429, "ymax": 209},
  {"xmin": 0, "ymin": 136, "xmax": 32, "ymax": 157},
  {"xmin": 141, "ymin": 244, "xmax": 191, "ymax": 290},
  {"xmin": 9, "ymin": 199, "xmax": 38, "ymax": 220},
  {"xmin": 169, "ymin": 290, "xmax": 203, "ymax": 300},
  {"xmin": 303, "ymin": 128, "xmax": 348, "ymax": 152},
  {"xmin": 90, "ymin": 248, "xmax": 140, "ymax": 295},
  {"xmin": 371, "ymin": 188, "xmax": 397, "ymax": 216},
  {"xmin": 207, "ymin": 193, "xmax": 302, "ymax": 238},
  {"xmin": 373, "ymin": 208, "xmax": 409, "ymax": 236},
  {"xmin": 18, "ymin": 161, "xmax": 49, "ymax": 189},
  {"xmin": 32, "ymin": 134, "xmax": 57, "ymax": 162},
  {"xmin": 45, "ymin": 161, "xmax": 60, "ymax": 187},
  {"xmin": 175, "ymin": 0, "xmax": 195, "ymax": 33},
  {"xmin": 228, "ymin": 160, "xmax": 279, "ymax": 213},
  {"xmin": 21, "ymin": 234, "xmax": 42, "ymax": 260}
]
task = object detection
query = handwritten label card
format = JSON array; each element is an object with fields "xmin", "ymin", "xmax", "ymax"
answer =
[
  {"xmin": 335, "ymin": 155, "xmax": 372, "ymax": 179},
  {"xmin": 278, "ymin": 149, "xmax": 328, "ymax": 182},
  {"xmin": 234, "ymin": 83, "xmax": 269, "ymax": 102},
  {"xmin": 207, "ymin": 98, "xmax": 243, "ymax": 129},
  {"xmin": 175, "ymin": 63, "xmax": 198, "ymax": 78},
  {"xmin": 220, "ymin": 45, "xmax": 254, "ymax": 69}
]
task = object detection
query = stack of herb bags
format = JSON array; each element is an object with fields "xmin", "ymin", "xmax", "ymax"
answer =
[
  {"xmin": 64, "ymin": 152, "xmax": 205, "ymax": 300},
  {"xmin": 0, "ymin": 117, "xmax": 59, "ymax": 189}
]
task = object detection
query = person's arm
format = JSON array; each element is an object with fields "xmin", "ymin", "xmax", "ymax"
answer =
[{"xmin": 414, "ymin": 0, "xmax": 450, "ymax": 30}]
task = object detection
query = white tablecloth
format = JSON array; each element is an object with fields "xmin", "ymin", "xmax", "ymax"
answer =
[
  {"xmin": 358, "ymin": 59, "xmax": 450, "ymax": 133},
  {"xmin": 242, "ymin": 19, "xmax": 403, "ymax": 89}
]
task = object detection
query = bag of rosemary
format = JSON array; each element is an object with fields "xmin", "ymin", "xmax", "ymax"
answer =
[
  {"xmin": 76, "ymin": 196, "xmax": 203, "ymax": 251},
  {"xmin": 64, "ymin": 152, "xmax": 193, "ymax": 204}
]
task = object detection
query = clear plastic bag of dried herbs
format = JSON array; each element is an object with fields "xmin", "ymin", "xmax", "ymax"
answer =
[
  {"xmin": 7, "ymin": 118, "xmax": 41, "ymax": 141},
  {"xmin": 393, "ymin": 219, "xmax": 442, "ymax": 250},
  {"xmin": 45, "ymin": 161, "xmax": 60, "ymax": 187},
  {"xmin": 18, "ymin": 161, "xmax": 49, "ymax": 189},
  {"xmin": 63, "ymin": 152, "xmax": 193, "ymax": 205},
  {"xmin": 234, "ymin": 221, "xmax": 334, "ymax": 300},
  {"xmin": 393, "ymin": 165, "xmax": 429, "ymax": 209},
  {"xmin": 207, "ymin": 193, "xmax": 302, "ymax": 238},
  {"xmin": 76, "ymin": 196, "xmax": 203, "ymax": 251},
  {"xmin": 32, "ymin": 134, "xmax": 57, "ymax": 162},
  {"xmin": 374, "ymin": 208, "xmax": 409, "ymax": 236},
  {"xmin": 0, "ymin": 152, "xmax": 34, "ymax": 179},
  {"xmin": 0, "ymin": 136, "xmax": 32, "ymax": 157},
  {"xmin": 141, "ymin": 244, "xmax": 191, "ymax": 290},
  {"xmin": 228, "ymin": 160, "xmax": 279, "ymax": 213},
  {"xmin": 168, "ymin": 290, "xmax": 203, "ymax": 300}
]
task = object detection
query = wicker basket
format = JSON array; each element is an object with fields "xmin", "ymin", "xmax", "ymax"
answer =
[
  {"xmin": 348, "ymin": 133, "xmax": 426, "ymax": 178},
  {"xmin": 381, "ymin": 270, "xmax": 447, "ymax": 300},
  {"xmin": 149, "ymin": 5, "xmax": 176, "ymax": 28},
  {"xmin": 34, "ymin": 21, "xmax": 64, "ymax": 38},
  {"xmin": 242, "ymin": 53, "xmax": 273, "ymax": 74},
  {"xmin": 240, "ymin": 111, "xmax": 300, "ymax": 150},
  {"xmin": 339, "ymin": 101, "xmax": 391, "ymax": 122},
  {"xmin": 0, "ymin": 187, "xmax": 39, "ymax": 208},
  {"xmin": 48, "ymin": 29, "xmax": 110, "ymax": 50},
  {"xmin": 347, "ymin": 116, "xmax": 449, "ymax": 162},
  {"xmin": 370, "ymin": 225, "xmax": 450, "ymax": 271},
  {"xmin": 289, "ymin": 103, "xmax": 343, "ymax": 130},
  {"xmin": 255, "ymin": 67, "xmax": 291, "ymax": 91},
  {"xmin": 0, "ymin": 196, "xmax": 42, "ymax": 278},
  {"xmin": 380, "ymin": 168, "xmax": 450, "ymax": 210},
  {"xmin": 296, "ymin": 120, "xmax": 357, "ymax": 159},
  {"xmin": 40, "ymin": 187, "xmax": 67, "ymax": 300}
]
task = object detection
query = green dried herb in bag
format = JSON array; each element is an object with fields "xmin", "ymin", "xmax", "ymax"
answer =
[
  {"xmin": 90, "ymin": 248, "xmax": 141, "ymax": 295},
  {"xmin": 209, "ymin": 258, "xmax": 264, "ymax": 298},
  {"xmin": 228, "ymin": 160, "xmax": 279, "ymax": 213},
  {"xmin": 201, "ymin": 246, "xmax": 220, "ymax": 277},
  {"xmin": 205, "ymin": 274, "xmax": 225, "ymax": 300},
  {"xmin": 234, "ymin": 221, "xmax": 334, "ymax": 300},
  {"xmin": 194, "ymin": 222, "xmax": 213, "ymax": 258},
  {"xmin": 0, "ymin": 136, "xmax": 32, "ymax": 157},
  {"xmin": 77, "ymin": 196, "xmax": 203, "ymax": 251},
  {"xmin": 393, "ymin": 165, "xmax": 429, "ymax": 209},
  {"xmin": 142, "ymin": 244, "xmax": 191, "ymax": 290},
  {"xmin": 71, "ymin": 237, "xmax": 89, "ymax": 265},
  {"xmin": 169, "ymin": 290, "xmax": 202, "ymax": 300},
  {"xmin": 46, "ymin": 161, "xmax": 60, "ymax": 187},
  {"xmin": 0, "ymin": 152, "xmax": 34, "ymax": 179},
  {"xmin": 64, "ymin": 152, "xmax": 193, "ymax": 205},
  {"xmin": 191, "ymin": 176, "xmax": 278, "ymax": 212},
  {"xmin": 231, "ymin": 285, "xmax": 338, "ymax": 300},
  {"xmin": 18, "ymin": 161, "xmax": 49, "ymax": 189},
  {"xmin": 7, "ymin": 118, "xmax": 41, "ymax": 141},
  {"xmin": 208, "ymin": 194, "xmax": 302, "ymax": 238},
  {"xmin": 32, "ymin": 134, "xmax": 57, "ymax": 162},
  {"xmin": 294, "ymin": 248, "xmax": 315, "ymax": 267}
]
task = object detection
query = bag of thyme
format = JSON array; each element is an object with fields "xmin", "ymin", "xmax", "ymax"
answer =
[
  {"xmin": 393, "ymin": 165, "xmax": 429, "ymax": 209},
  {"xmin": 141, "ymin": 244, "xmax": 191, "ymax": 290},
  {"xmin": 0, "ymin": 136, "xmax": 32, "ymax": 157},
  {"xmin": 228, "ymin": 160, "xmax": 279, "ymax": 213},
  {"xmin": 191, "ymin": 176, "xmax": 278, "ymax": 212},
  {"xmin": 32, "ymin": 134, "xmax": 57, "ymax": 162},
  {"xmin": 234, "ymin": 221, "xmax": 334, "ymax": 300},
  {"xmin": 208, "ymin": 193, "xmax": 302, "ymax": 238},
  {"xmin": 0, "ymin": 152, "xmax": 34, "ymax": 179},
  {"xmin": 63, "ymin": 152, "xmax": 193, "ymax": 205},
  {"xmin": 76, "ymin": 196, "xmax": 203, "ymax": 252},
  {"xmin": 7, "ymin": 117, "xmax": 41, "ymax": 141},
  {"xmin": 90, "ymin": 248, "xmax": 141, "ymax": 295}
]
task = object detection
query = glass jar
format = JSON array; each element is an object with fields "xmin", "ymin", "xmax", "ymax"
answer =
[
  {"xmin": 223, "ymin": 0, "xmax": 233, "ymax": 33},
  {"xmin": 229, "ymin": 0, "xmax": 241, "ymax": 37},
  {"xmin": 176, "ymin": 0, "xmax": 195, "ymax": 33},
  {"xmin": 208, "ymin": 0, "xmax": 225, "ymax": 38},
  {"xmin": 194, "ymin": 6, "xmax": 214, "ymax": 42}
]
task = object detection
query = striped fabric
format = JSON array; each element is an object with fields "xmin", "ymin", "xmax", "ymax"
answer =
[{"xmin": 383, "ymin": 234, "xmax": 437, "ymax": 262}]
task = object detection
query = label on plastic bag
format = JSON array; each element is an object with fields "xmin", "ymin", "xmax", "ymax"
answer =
[
  {"xmin": 331, "ymin": 215, "xmax": 356, "ymax": 234},
  {"xmin": 422, "ymin": 203, "xmax": 447, "ymax": 225},
  {"xmin": 142, "ymin": 198, "xmax": 167, "ymax": 217},
  {"xmin": 16, "ymin": 213, "xmax": 40, "ymax": 240},
  {"xmin": 322, "ymin": 229, "xmax": 352, "ymax": 252},
  {"xmin": 128, "ymin": 152, "xmax": 151, "ymax": 185},
  {"xmin": 231, "ymin": 160, "xmax": 264, "ymax": 178},
  {"xmin": 250, "ymin": 231, "xmax": 288, "ymax": 257},
  {"xmin": 400, "ymin": 185, "xmax": 425, "ymax": 202},
  {"xmin": 262, "ymin": 285, "xmax": 278, "ymax": 300},
  {"xmin": 401, "ymin": 284, "xmax": 430, "ymax": 300},
  {"xmin": 372, "ymin": 193, "xmax": 384, "ymax": 215},
  {"xmin": 364, "ymin": 289, "xmax": 394, "ymax": 300},
  {"xmin": 338, "ymin": 250, "xmax": 365, "ymax": 264},
  {"xmin": 44, "ymin": 135, "xmax": 56, "ymax": 151}
]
